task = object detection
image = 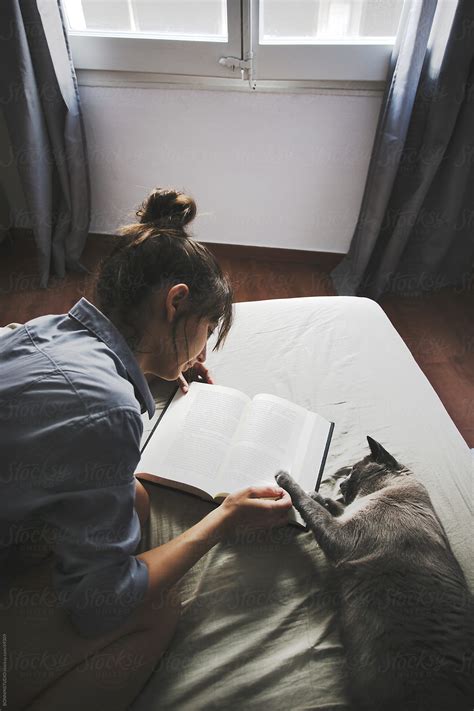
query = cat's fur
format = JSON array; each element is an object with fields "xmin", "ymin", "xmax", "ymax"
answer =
[{"xmin": 276, "ymin": 437, "xmax": 474, "ymax": 711}]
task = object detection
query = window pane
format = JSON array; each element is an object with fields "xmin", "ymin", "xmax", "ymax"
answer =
[
  {"xmin": 260, "ymin": 0, "xmax": 404, "ymax": 43},
  {"xmin": 63, "ymin": 0, "xmax": 228, "ymax": 40},
  {"xmin": 80, "ymin": 1, "xmax": 130, "ymax": 32}
]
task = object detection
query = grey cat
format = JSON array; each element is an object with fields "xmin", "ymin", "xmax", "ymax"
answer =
[{"xmin": 276, "ymin": 437, "xmax": 474, "ymax": 711}]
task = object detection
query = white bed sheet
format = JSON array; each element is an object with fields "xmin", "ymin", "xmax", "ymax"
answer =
[{"xmin": 132, "ymin": 295, "xmax": 473, "ymax": 711}]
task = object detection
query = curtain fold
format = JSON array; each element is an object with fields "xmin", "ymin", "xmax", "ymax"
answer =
[
  {"xmin": 331, "ymin": 0, "xmax": 474, "ymax": 299},
  {"xmin": 0, "ymin": 0, "xmax": 91, "ymax": 289}
]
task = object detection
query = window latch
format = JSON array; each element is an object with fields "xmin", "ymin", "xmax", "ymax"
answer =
[
  {"xmin": 219, "ymin": 54, "xmax": 256, "ymax": 89},
  {"xmin": 219, "ymin": 56, "xmax": 251, "ymax": 71}
]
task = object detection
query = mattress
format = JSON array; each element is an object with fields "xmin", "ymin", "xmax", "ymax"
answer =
[{"xmin": 131, "ymin": 295, "xmax": 473, "ymax": 711}]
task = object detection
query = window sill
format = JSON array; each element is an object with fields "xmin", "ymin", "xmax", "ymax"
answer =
[{"xmin": 76, "ymin": 69, "xmax": 385, "ymax": 97}]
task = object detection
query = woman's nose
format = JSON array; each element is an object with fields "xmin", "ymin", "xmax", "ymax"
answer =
[{"xmin": 196, "ymin": 344, "xmax": 206, "ymax": 362}]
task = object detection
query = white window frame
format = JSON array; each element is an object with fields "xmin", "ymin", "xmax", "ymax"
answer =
[
  {"xmin": 64, "ymin": 0, "xmax": 242, "ymax": 77},
  {"xmin": 252, "ymin": 0, "xmax": 401, "ymax": 83},
  {"xmin": 63, "ymin": 0, "xmax": 404, "ymax": 87}
]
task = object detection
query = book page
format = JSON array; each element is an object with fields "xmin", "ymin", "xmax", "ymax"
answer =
[
  {"xmin": 135, "ymin": 382, "xmax": 250, "ymax": 494},
  {"xmin": 219, "ymin": 394, "xmax": 309, "ymax": 490},
  {"xmin": 219, "ymin": 393, "xmax": 332, "ymax": 494}
]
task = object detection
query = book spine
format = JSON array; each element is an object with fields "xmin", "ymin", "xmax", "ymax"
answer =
[{"xmin": 315, "ymin": 421, "xmax": 335, "ymax": 492}]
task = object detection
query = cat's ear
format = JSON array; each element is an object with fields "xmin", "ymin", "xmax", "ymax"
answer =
[{"xmin": 367, "ymin": 436, "xmax": 399, "ymax": 469}]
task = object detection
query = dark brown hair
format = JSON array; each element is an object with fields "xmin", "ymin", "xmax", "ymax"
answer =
[{"xmin": 94, "ymin": 188, "xmax": 234, "ymax": 366}]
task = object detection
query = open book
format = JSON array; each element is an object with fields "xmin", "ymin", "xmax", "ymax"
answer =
[{"xmin": 134, "ymin": 381, "xmax": 335, "ymax": 529}]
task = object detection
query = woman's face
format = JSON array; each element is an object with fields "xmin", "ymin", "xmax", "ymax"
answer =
[
  {"xmin": 173, "ymin": 312, "xmax": 214, "ymax": 377},
  {"xmin": 135, "ymin": 284, "xmax": 217, "ymax": 381}
]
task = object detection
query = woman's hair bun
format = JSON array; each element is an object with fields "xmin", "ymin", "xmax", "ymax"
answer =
[{"xmin": 136, "ymin": 188, "xmax": 196, "ymax": 228}]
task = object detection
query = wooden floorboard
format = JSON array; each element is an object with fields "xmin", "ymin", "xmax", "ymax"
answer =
[
  {"xmin": 380, "ymin": 288, "xmax": 474, "ymax": 448},
  {"xmin": 1, "ymin": 234, "xmax": 472, "ymax": 447}
]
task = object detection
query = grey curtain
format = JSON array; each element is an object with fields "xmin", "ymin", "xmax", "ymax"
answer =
[
  {"xmin": 0, "ymin": 0, "xmax": 91, "ymax": 289},
  {"xmin": 331, "ymin": 0, "xmax": 474, "ymax": 299}
]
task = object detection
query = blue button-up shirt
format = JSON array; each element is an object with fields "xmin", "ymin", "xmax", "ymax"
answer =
[{"xmin": 0, "ymin": 297, "xmax": 156, "ymax": 638}]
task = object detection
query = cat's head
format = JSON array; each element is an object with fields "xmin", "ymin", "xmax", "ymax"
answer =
[{"xmin": 339, "ymin": 437, "xmax": 409, "ymax": 504}]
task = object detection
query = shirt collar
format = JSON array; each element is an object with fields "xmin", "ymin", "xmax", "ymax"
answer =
[{"xmin": 68, "ymin": 297, "xmax": 156, "ymax": 419}]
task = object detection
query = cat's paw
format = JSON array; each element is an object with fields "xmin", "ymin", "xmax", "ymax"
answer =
[
  {"xmin": 275, "ymin": 470, "xmax": 295, "ymax": 490},
  {"xmin": 308, "ymin": 494, "xmax": 345, "ymax": 516},
  {"xmin": 275, "ymin": 471, "xmax": 307, "ymax": 503},
  {"xmin": 308, "ymin": 491, "xmax": 327, "ymax": 506}
]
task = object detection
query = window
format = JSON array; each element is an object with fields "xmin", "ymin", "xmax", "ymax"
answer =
[
  {"xmin": 62, "ymin": 0, "xmax": 241, "ymax": 77},
  {"xmin": 66, "ymin": 0, "xmax": 228, "ymax": 40},
  {"xmin": 257, "ymin": 0, "xmax": 404, "ymax": 81},
  {"xmin": 260, "ymin": 0, "xmax": 403, "ymax": 42},
  {"xmin": 256, "ymin": 0, "xmax": 404, "ymax": 82},
  {"xmin": 62, "ymin": 0, "xmax": 405, "ymax": 84}
]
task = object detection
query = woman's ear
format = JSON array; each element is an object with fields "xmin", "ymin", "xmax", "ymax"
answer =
[{"xmin": 166, "ymin": 283, "xmax": 189, "ymax": 323}]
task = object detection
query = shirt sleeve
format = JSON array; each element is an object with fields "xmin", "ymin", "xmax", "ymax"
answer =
[{"xmin": 39, "ymin": 407, "xmax": 150, "ymax": 639}]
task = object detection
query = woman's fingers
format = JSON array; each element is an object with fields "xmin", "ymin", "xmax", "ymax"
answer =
[
  {"xmin": 245, "ymin": 486, "xmax": 293, "ymax": 509},
  {"xmin": 272, "ymin": 490, "xmax": 293, "ymax": 509},
  {"xmin": 246, "ymin": 484, "xmax": 286, "ymax": 499},
  {"xmin": 194, "ymin": 362, "xmax": 213, "ymax": 384},
  {"xmin": 177, "ymin": 373, "xmax": 189, "ymax": 393},
  {"xmin": 222, "ymin": 482, "xmax": 293, "ymax": 532},
  {"xmin": 179, "ymin": 363, "xmax": 214, "ymax": 391}
]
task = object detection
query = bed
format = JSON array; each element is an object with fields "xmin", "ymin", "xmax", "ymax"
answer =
[{"xmin": 131, "ymin": 295, "xmax": 473, "ymax": 711}]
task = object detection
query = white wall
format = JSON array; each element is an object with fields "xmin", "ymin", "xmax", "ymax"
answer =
[{"xmin": 80, "ymin": 85, "xmax": 382, "ymax": 254}]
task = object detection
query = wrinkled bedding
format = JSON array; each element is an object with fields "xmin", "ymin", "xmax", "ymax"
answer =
[{"xmin": 128, "ymin": 295, "xmax": 473, "ymax": 710}]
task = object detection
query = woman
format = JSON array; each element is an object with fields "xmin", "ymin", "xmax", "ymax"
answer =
[{"xmin": 0, "ymin": 188, "xmax": 292, "ymax": 710}]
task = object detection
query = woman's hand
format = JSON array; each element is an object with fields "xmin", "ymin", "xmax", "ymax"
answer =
[
  {"xmin": 219, "ymin": 484, "xmax": 293, "ymax": 535},
  {"xmin": 178, "ymin": 361, "xmax": 214, "ymax": 393}
]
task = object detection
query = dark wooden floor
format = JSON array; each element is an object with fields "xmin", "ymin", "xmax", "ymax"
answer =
[{"xmin": 1, "ymin": 234, "xmax": 473, "ymax": 447}]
